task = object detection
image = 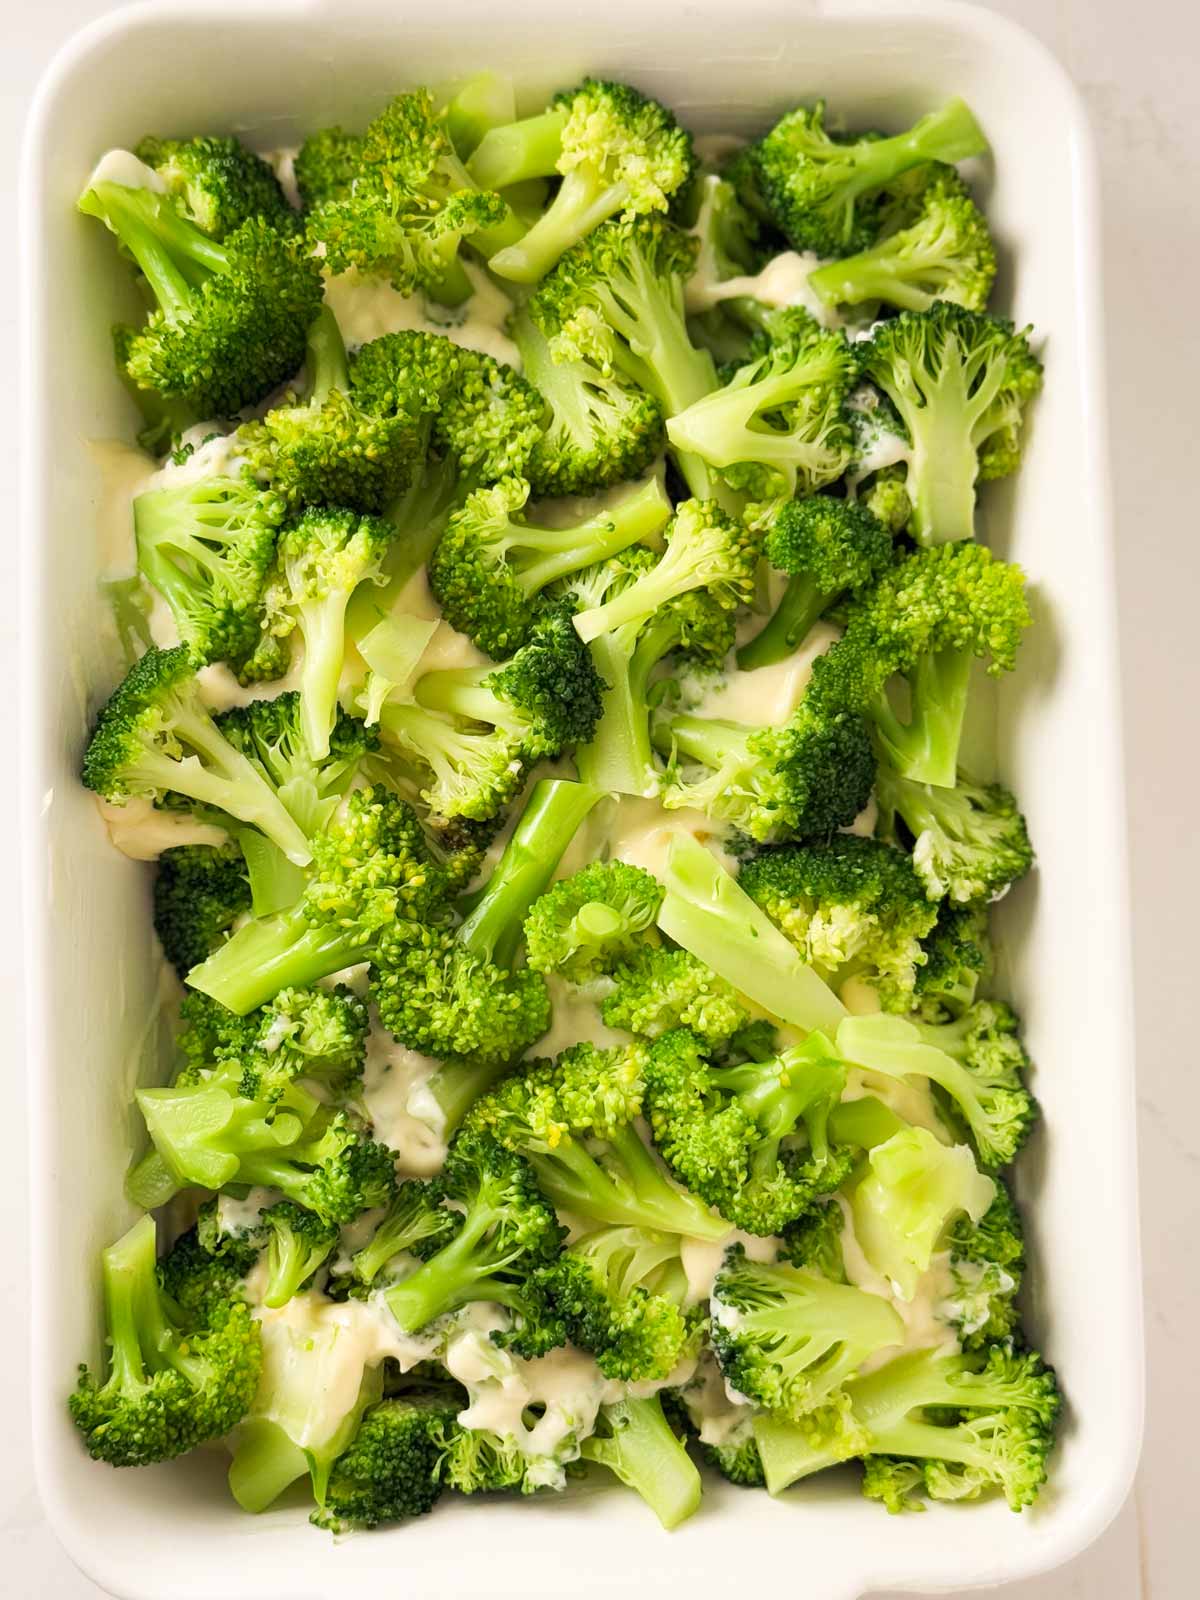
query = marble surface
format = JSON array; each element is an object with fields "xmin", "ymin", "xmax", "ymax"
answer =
[{"xmin": 3, "ymin": 2, "xmax": 1194, "ymax": 1594}]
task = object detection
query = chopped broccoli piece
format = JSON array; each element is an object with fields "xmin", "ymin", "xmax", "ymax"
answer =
[
  {"xmin": 315, "ymin": 1388, "xmax": 463, "ymax": 1529},
  {"xmin": 69, "ymin": 1215, "xmax": 261, "ymax": 1466},
  {"xmin": 580, "ymin": 1394, "xmax": 702, "ymax": 1529},
  {"xmin": 216, "ymin": 694, "xmax": 378, "ymax": 839},
  {"xmin": 350, "ymin": 1181, "xmax": 461, "ymax": 1289},
  {"xmin": 602, "ymin": 945, "xmax": 749, "ymax": 1049},
  {"xmin": 134, "ymin": 133, "xmax": 295, "ymax": 240},
  {"xmin": 940, "ymin": 1178, "xmax": 1026, "ymax": 1350},
  {"xmin": 259, "ymin": 1201, "xmax": 340, "ymax": 1308},
  {"xmin": 738, "ymin": 835, "xmax": 937, "ymax": 1011},
  {"xmin": 490, "ymin": 79, "xmax": 694, "ymax": 283},
  {"xmin": 876, "ymin": 765, "xmax": 1034, "ymax": 904},
  {"xmin": 523, "ymin": 861, "xmax": 664, "ymax": 984},
  {"xmin": 79, "ymin": 182, "xmax": 322, "ymax": 415},
  {"xmin": 543, "ymin": 1225, "xmax": 693, "ymax": 1381},
  {"xmin": 913, "ymin": 901, "xmax": 992, "ymax": 1021},
  {"xmin": 153, "ymin": 841, "xmax": 250, "ymax": 976}
]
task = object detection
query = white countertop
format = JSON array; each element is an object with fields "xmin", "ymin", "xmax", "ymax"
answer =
[{"xmin": 2, "ymin": 2, "xmax": 1193, "ymax": 1595}]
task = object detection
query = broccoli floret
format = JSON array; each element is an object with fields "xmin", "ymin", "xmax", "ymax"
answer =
[
  {"xmin": 859, "ymin": 303, "xmax": 1043, "ymax": 544},
  {"xmin": 939, "ymin": 1177, "xmax": 1026, "ymax": 1350},
  {"xmin": 186, "ymin": 784, "xmax": 450, "ymax": 1015},
  {"xmin": 429, "ymin": 475, "xmax": 670, "ymax": 656},
  {"xmin": 645, "ymin": 1028, "xmax": 854, "ymax": 1235},
  {"xmin": 302, "ymin": 90, "xmax": 520, "ymax": 303},
  {"xmin": 153, "ymin": 841, "xmax": 250, "ymax": 976},
  {"xmin": 579, "ymin": 1394, "xmax": 702, "ymax": 1529},
  {"xmin": 737, "ymin": 496, "xmax": 894, "ymax": 672},
  {"xmin": 350, "ymin": 1180, "xmax": 461, "ymax": 1289},
  {"xmin": 513, "ymin": 309, "xmax": 665, "ymax": 496},
  {"xmin": 711, "ymin": 1247, "xmax": 903, "ymax": 1428},
  {"xmin": 134, "ymin": 133, "xmax": 295, "ymax": 240},
  {"xmin": 133, "ymin": 473, "xmax": 284, "ymax": 669},
  {"xmin": 468, "ymin": 1042, "xmax": 728, "ymax": 1239},
  {"xmin": 433, "ymin": 1424, "xmax": 532, "ymax": 1495},
  {"xmin": 850, "ymin": 1125, "xmax": 997, "ymax": 1299},
  {"xmin": 734, "ymin": 98, "xmax": 988, "ymax": 257},
  {"xmin": 373, "ymin": 779, "xmax": 601, "ymax": 1065},
  {"xmin": 779, "ymin": 1200, "xmax": 849, "ymax": 1283},
  {"xmin": 668, "ymin": 1381, "xmax": 767, "ymax": 1487},
  {"xmin": 738, "ymin": 835, "xmax": 937, "ymax": 1011},
  {"xmin": 837, "ymin": 1011, "xmax": 1037, "ymax": 1169},
  {"xmin": 258, "ymin": 1201, "xmax": 340, "ymax": 1308},
  {"xmin": 655, "ymin": 697, "xmax": 877, "ymax": 844},
  {"xmin": 251, "ymin": 506, "xmax": 397, "ymax": 760},
  {"xmin": 238, "ymin": 308, "xmax": 429, "ymax": 514},
  {"xmin": 543, "ymin": 1225, "xmax": 693, "ymax": 1382},
  {"xmin": 69, "ymin": 1215, "xmax": 261, "ymax": 1466},
  {"xmin": 524, "ymin": 861, "xmax": 664, "ymax": 984},
  {"xmin": 489, "ymin": 79, "xmax": 694, "ymax": 284},
  {"xmin": 237, "ymin": 984, "xmax": 369, "ymax": 1103},
  {"xmin": 315, "ymin": 1389, "xmax": 463, "ymax": 1530},
  {"xmin": 570, "ymin": 551, "xmax": 735, "ymax": 797},
  {"xmin": 876, "ymin": 766, "xmax": 1034, "ymax": 904},
  {"xmin": 602, "ymin": 945, "xmax": 748, "ymax": 1049},
  {"xmin": 216, "ymin": 694, "xmax": 378, "ymax": 840},
  {"xmin": 384, "ymin": 1130, "xmax": 566, "ymax": 1356},
  {"xmin": 655, "ymin": 830, "xmax": 847, "ymax": 1034},
  {"xmin": 526, "ymin": 219, "xmax": 724, "ymax": 499},
  {"xmin": 433, "ymin": 346, "xmax": 546, "ymax": 485},
  {"xmin": 572, "ymin": 498, "xmax": 758, "ymax": 646},
  {"xmin": 808, "ymin": 168, "xmax": 996, "ymax": 313},
  {"xmin": 79, "ymin": 182, "xmax": 322, "ymax": 415},
  {"xmin": 683, "ymin": 172, "xmax": 766, "ymax": 307},
  {"xmin": 375, "ymin": 699, "xmax": 529, "ymax": 826},
  {"xmin": 666, "ymin": 310, "xmax": 857, "ymax": 503},
  {"xmin": 913, "ymin": 901, "xmax": 992, "ymax": 1021},
  {"xmin": 81, "ymin": 646, "xmax": 313, "ymax": 865},
  {"xmin": 812, "ymin": 542, "xmax": 1032, "ymax": 789}
]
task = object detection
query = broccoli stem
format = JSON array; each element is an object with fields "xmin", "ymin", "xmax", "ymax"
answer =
[
  {"xmin": 528, "ymin": 1126, "xmax": 728, "ymax": 1240},
  {"xmin": 227, "ymin": 1417, "xmax": 311, "ymax": 1513},
  {"xmin": 833, "ymin": 99, "xmax": 989, "ymax": 219},
  {"xmin": 466, "ymin": 110, "xmax": 569, "ymax": 190},
  {"xmin": 426, "ymin": 1057, "xmax": 511, "ymax": 1132},
  {"xmin": 657, "ymin": 832, "xmax": 846, "ymax": 1034},
  {"xmin": 458, "ymin": 778, "xmax": 602, "ymax": 967},
  {"xmin": 490, "ymin": 167, "xmax": 622, "ymax": 284},
  {"xmin": 296, "ymin": 589, "xmax": 353, "ymax": 761},
  {"xmin": 445, "ymin": 72, "xmax": 518, "ymax": 161},
  {"xmin": 736, "ymin": 572, "xmax": 830, "ymax": 671},
  {"xmin": 870, "ymin": 647, "xmax": 972, "ymax": 788},
  {"xmin": 580, "ymin": 1395, "xmax": 702, "ymax": 1529},
  {"xmin": 385, "ymin": 1205, "xmax": 519, "ymax": 1331},
  {"xmin": 427, "ymin": 254, "xmax": 476, "ymax": 307},
  {"xmin": 828, "ymin": 1095, "xmax": 907, "ymax": 1150},
  {"xmin": 752, "ymin": 1411, "xmax": 854, "ymax": 1493},
  {"xmin": 345, "ymin": 456, "xmax": 461, "ymax": 642},
  {"xmin": 653, "ymin": 713, "xmax": 755, "ymax": 773},
  {"xmin": 509, "ymin": 477, "xmax": 674, "ymax": 595},
  {"xmin": 80, "ymin": 182, "xmax": 230, "ymax": 310},
  {"xmin": 302, "ymin": 305, "xmax": 350, "ymax": 407},
  {"xmin": 185, "ymin": 904, "xmax": 373, "ymax": 1014},
  {"xmin": 578, "ymin": 606, "xmax": 689, "ymax": 797},
  {"xmin": 100, "ymin": 1216, "xmax": 159, "ymax": 1400}
]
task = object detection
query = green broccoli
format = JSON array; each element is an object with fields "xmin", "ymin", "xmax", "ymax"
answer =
[
  {"xmin": 738, "ymin": 835, "xmax": 937, "ymax": 1011},
  {"xmin": 489, "ymin": 79, "xmax": 694, "ymax": 284},
  {"xmin": 569, "ymin": 551, "xmax": 735, "ymax": 798},
  {"xmin": 571, "ymin": 498, "xmax": 758, "ymax": 645},
  {"xmin": 523, "ymin": 861, "xmax": 664, "ymax": 984},
  {"xmin": 941, "ymin": 1178, "xmax": 1026, "ymax": 1350},
  {"xmin": 133, "ymin": 473, "xmax": 284, "ymax": 669},
  {"xmin": 645, "ymin": 1028, "xmax": 854, "ymax": 1234},
  {"xmin": 859, "ymin": 303, "xmax": 1043, "ymax": 544},
  {"xmin": 602, "ymin": 945, "xmax": 749, "ymax": 1049},
  {"xmin": 428, "ymin": 347, "xmax": 546, "ymax": 486},
  {"xmin": 373, "ymin": 778, "xmax": 601, "ymax": 1066},
  {"xmin": 69, "ymin": 1215, "xmax": 261, "ymax": 1466},
  {"xmin": 837, "ymin": 1011, "xmax": 1037, "ymax": 1169},
  {"xmin": 250, "ymin": 506, "xmax": 397, "ymax": 760},
  {"xmin": 468, "ymin": 1042, "xmax": 728, "ymax": 1239},
  {"xmin": 808, "ymin": 167, "xmax": 996, "ymax": 313},
  {"xmin": 666, "ymin": 310, "xmax": 857, "ymax": 502},
  {"xmin": 134, "ymin": 133, "xmax": 295, "ymax": 239},
  {"xmin": 736, "ymin": 496, "xmax": 894, "ymax": 672},
  {"xmin": 812, "ymin": 542, "xmax": 1032, "ymax": 788},
  {"xmin": 580, "ymin": 1394, "xmax": 702, "ymax": 1529},
  {"xmin": 385, "ymin": 1130, "xmax": 566, "ymax": 1356},
  {"xmin": 81, "ymin": 646, "xmax": 313, "ymax": 865},
  {"xmin": 712, "ymin": 1248, "xmax": 903, "ymax": 1426},
  {"xmin": 315, "ymin": 1388, "xmax": 464, "ymax": 1529},
  {"xmin": 733, "ymin": 97, "xmax": 988, "ymax": 257},
  {"xmin": 850, "ymin": 1124, "xmax": 996, "ymax": 1299},
  {"xmin": 349, "ymin": 1181, "xmax": 461, "ymax": 1289},
  {"xmin": 525, "ymin": 219, "xmax": 724, "ymax": 499},
  {"xmin": 153, "ymin": 841, "xmax": 251, "ymax": 976},
  {"xmin": 238, "ymin": 309, "xmax": 430, "ymax": 513},
  {"xmin": 429, "ymin": 474, "xmax": 671, "ymax": 656},
  {"xmin": 655, "ymin": 697, "xmax": 877, "ymax": 844},
  {"xmin": 465, "ymin": 105, "xmax": 569, "ymax": 189},
  {"xmin": 875, "ymin": 765, "xmax": 1034, "ymax": 904},
  {"xmin": 259, "ymin": 1202, "xmax": 340, "ymax": 1308},
  {"xmin": 542, "ymin": 1225, "xmax": 693, "ymax": 1382},
  {"xmin": 78, "ymin": 182, "xmax": 322, "ymax": 415},
  {"xmin": 512, "ymin": 309, "xmax": 665, "ymax": 496},
  {"xmin": 301, "ymin": 89, "xmax": 521, "ymax": 303},
  {"xmin": 913, "ymin": 901, "xmax": 992, "ymax": 1021},
  {"xmin": 186, "ymin": 784, "xmax": 451, "ymax": 1015},
  {"xmin": 233, "ymin": 983, "xmax": 370, "ymax": 1103}
]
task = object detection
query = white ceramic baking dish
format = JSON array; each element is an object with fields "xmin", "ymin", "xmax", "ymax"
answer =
[{"xmin": 20, "ymin": 1, "xmax": 1142, "ymax": 1595}]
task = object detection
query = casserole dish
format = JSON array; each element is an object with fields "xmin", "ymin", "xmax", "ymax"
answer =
[{"xmin": 20, "ymin": 1, "xmax": 1141, "ymax": 1594}]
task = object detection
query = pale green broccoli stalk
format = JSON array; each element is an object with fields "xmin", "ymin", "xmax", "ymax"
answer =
[
  {"xmin": 466, "ymin": 107, "xmax": 569, "ymax": 189},
  {"xmin": 489, "ymin": 79, "xmax": 694, "ymax": 283},
  {"xmin": 580, "ymin": 1395, "xmax": 702, "ymax": 1529},
  {"xmin": 875, "ymin": 765, "xmax": 1034, "ymax": 904},
  {"xmin": 859, "ymin": 304, "xmax": 1043, "ymax": 545},
  {"xmin": 733, "ymin": 97, "xmax": 988, "ymax": 257}
]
